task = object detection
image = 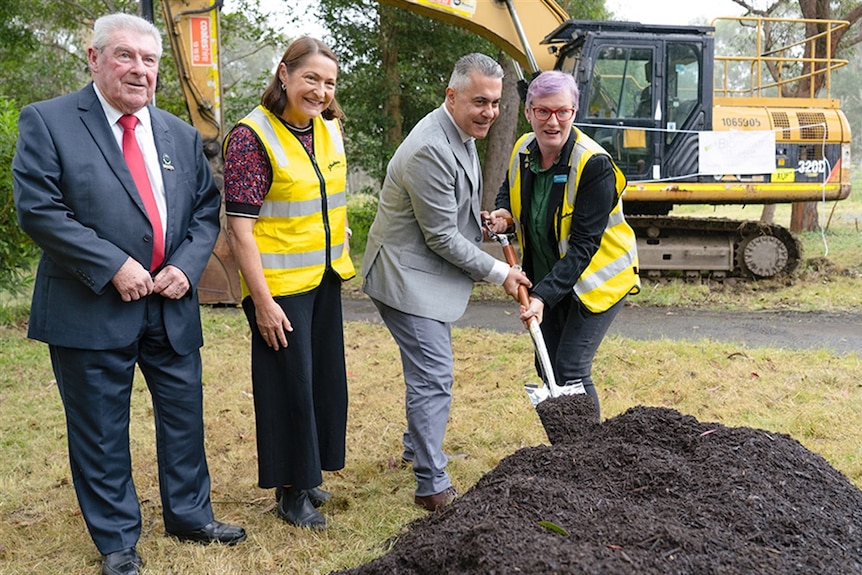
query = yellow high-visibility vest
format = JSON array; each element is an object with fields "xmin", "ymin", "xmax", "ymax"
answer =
[
  {"xmin": 507, "ymin": 129, "xmax": 639, "ymax": 313},
  {"xmin": 235, "ymin": 106, "xmax": 355, "ymax": 297}
]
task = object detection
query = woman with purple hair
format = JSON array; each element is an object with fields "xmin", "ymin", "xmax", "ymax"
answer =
[{"xmin": 487, "ymin": 70, "xmax": 640, "ymax": 421}]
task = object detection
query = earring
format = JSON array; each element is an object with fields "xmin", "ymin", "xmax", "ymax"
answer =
[{"xmin": 280, "ymin": 82, "xmax": 286, "ymax": 91}]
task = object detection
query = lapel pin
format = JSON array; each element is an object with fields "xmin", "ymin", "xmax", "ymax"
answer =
[{"xmin": 162, "ymin": 154, "xmax": 174, "ymax": 171}]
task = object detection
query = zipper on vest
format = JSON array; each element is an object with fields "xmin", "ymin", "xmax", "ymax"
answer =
[{"xmin": 309, "ymin": 153, "xmax": 332, "ymax": 268}]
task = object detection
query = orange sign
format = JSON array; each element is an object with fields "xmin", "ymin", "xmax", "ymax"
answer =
[{"xmin": 190, "ymin": 16, "xmax": 212, "ymax": 66}]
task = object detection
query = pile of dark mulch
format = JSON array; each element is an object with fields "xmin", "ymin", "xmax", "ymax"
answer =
[{"xmin": 333, "ymin": 394, "xmax": 862, "ymax": 574}]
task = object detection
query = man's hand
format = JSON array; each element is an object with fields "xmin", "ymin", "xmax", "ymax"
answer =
[
  {"xmin": 111, "ymin": 257, "xmax": 154, "ymax": 302},
  {"xmin": 153, "ymin": 265, "xmax": 191, "ymax": 300},
  {"xmin": 484, "ymin": 208, "xmax": 513, "ymax": 235},
  {"xmin": 502, "ymin": 266, "xmax": 531, "ymax": 301}
]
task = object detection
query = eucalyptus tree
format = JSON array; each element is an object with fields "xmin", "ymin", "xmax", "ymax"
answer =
[{"xmin": 728, "ymin": 0, "xmax": 862, "ymax": 231}]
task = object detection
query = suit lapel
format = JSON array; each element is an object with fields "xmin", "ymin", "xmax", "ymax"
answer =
[
  {"xmin": 436, "ymin": 107, "xmax": 482, "ymax": 223},
  {"xmin": 78, "ymin": 85, "xmax": 150, "ymax": 219}
]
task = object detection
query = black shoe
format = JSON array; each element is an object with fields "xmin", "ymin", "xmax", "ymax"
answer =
[
  {"xmin": 306, "ymin": 486, "xmax": 331, "ymax": 507},
  {"xmin": 275, "ymin": 485, "xmax": 331, "ymax": 508},
  {"xmin": 166, "ymin": 520, "xmax": 247, "ymax": 545},
  {"xmin": 102, "ymin": 547, "xmax": 143, "ymax": 575},
  {"xmin": 277, "ymin": 486, "xmax": 326, "ymax": 528}
]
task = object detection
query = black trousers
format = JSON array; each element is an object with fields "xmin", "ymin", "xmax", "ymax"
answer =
[
  {"xmin": 538, "ymin": 295, "xmax": 626, "ymax": 417},
  {"xmin": 242, "ymin": 271, "xmax": 348, "ymax": 489}
]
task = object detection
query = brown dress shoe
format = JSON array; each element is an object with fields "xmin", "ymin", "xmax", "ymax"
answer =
[{"xmin": 414, "ymin": 486, "xmax": 459, "ymax": 512}]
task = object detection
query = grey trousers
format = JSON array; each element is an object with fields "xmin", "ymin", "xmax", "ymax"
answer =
[{"xmin": 372, "ymin": 298, "xmax": 454, "ymax": 496}]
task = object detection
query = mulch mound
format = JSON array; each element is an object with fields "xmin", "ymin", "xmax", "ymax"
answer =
[{"xmin": 333, "ymin": 395, "xmax": 862, "ymax": 574}]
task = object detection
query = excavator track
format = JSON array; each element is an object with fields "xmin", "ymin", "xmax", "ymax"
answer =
[{"xmin": 628, "ymin": 216, "xmax": 803, "ymax": 280}]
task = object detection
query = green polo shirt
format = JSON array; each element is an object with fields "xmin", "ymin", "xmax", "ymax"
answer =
[{"xmin": 527, "ymin": 160, "xmax": 559, "ymax": 283}]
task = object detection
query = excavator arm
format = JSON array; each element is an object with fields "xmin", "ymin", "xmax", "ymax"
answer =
[
  {"xmin": 147, "ymin": 0, "xmax": 243, "ymax": 304},
  {"xmin": 158, "ymin": 0, "xmax": 224, "ymax": 156},
  {"xmin": 377, "ymin": 0, "xmax": 568, "ymax": 73}
]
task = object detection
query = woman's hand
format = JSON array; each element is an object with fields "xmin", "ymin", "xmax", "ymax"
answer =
[
  {"xmin": 519, "ymin": 296, "xmax": 545, "ymax": 328},
  {"xmin": 255, "ymin": 297, "xmax": 293, "ymax": 351}
]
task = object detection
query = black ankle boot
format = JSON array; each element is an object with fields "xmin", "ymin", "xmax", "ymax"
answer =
[
  {"xmin": 275, "ymin": 486, "xmax": 330, "ymax": 508},
  {"xmin": 277, "ymin": 486, "xmax": 326, "ymax": 529}
]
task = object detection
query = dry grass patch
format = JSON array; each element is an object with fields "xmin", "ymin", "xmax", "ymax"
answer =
[{"xmin": 1, "ymin": 308, "xmax": 860, "ymax": 573}]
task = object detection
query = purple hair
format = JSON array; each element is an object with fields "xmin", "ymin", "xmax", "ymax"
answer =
[{"xmin": 525, "ymin": 71, "xmax": 579, "ymax": 109}]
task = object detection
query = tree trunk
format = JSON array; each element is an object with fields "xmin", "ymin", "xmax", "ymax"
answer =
[
  {"xmin": 482, "ymin": 55, "xmax": 521, "ymax": 212},
  {"xmin": 790, "ymin": 201, "xmax": 820, "ymax": 232},
  {"xmin": 380, "ymin": 6, "xmax": 402, "ymax": 152},
  {"xmin": 760, "ymin": 204, "xmax": 776, "ymax": 224}
]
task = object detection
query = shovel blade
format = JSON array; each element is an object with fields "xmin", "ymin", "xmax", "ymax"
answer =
[
  {"xmin": 525, "ymin": 380, "xmax": 587, "ymax": 407},
  {"xmin": 524, "ymin": 383, "xmax": 550, "ymax": 407}
]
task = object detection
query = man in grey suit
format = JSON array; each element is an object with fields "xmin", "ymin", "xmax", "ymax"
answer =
[
  {"xmin": 362, "ymin": 53, "xmax": 530, "ymax": 511},
  {"xmin": 13, "ymin": 13, "xmax": 245, "ymax": 575}
]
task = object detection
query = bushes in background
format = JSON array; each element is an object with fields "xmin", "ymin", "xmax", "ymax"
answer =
[
  {"xmin": 0, "ymin": 97, "xmax": 39, "ymax": 296},
  {"xmin": 347, "ymin": 186, "xmax": 379, "ymax": 256}
]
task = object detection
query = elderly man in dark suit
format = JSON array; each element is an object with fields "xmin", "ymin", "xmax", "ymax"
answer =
[
  {"xmin": 13, "ymin": 13, "xmax": 245, "ymax": 575},
  {"xmin": 362, "ymin": 53, "xmax": 530, "ymax": 512}
]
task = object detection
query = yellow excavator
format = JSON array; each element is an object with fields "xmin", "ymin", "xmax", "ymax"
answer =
[
  {"xmin": 148, "ymin": 0, "xmax": 242, "ymax": 303},
  {"xmin": 378, "ymin": 0, "xmax": 851, "ymax": 281},
  {"xmin": 157, "ymin": 0, "xmax": 851, "ymax": 302}
]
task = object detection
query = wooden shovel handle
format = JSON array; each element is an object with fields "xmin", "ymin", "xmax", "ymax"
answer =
[{"xmin": 500, "ymin": 243, "xmax": 532, "ymax": 310}]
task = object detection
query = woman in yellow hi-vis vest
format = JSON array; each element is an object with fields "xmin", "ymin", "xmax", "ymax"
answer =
[
  {"xmin": 487, "ymin": 71, "xmax": 639, "ymax": 421},
  {"xmin": 223, "ymin": 37, "xmax": 355, "ymax": 529}
]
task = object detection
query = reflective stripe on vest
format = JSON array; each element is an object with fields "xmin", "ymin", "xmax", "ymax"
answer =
[
  {"xmin": 234, "ymin": 106, "xmax": 355, "ymax": 297},
  {"xmin": 506, "ymin": 129, "xmax": 640, "ymax": 313}
]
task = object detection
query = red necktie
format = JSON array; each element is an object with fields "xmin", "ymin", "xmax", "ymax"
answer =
[{"xmin": 119, "ymin": 114, "xmax": 164, "ymax": 271}]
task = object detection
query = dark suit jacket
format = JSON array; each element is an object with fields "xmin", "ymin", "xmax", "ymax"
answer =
[{"xmin": 13, "ymin": 82, "xmax": 220, "ymax": 354}]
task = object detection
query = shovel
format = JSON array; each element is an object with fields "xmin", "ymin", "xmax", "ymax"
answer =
[{"xmin": 484, "ymin": 223, "xmax": 586, "ymax": 406}]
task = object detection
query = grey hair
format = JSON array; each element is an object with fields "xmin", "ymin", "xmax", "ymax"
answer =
[
  {"xmin": 448, "ymin": 53, "xmax": 503, "ymax": 91},
  {"xmin": 92, "ymin": 13, "xmax": 163, "ymax": 59}
]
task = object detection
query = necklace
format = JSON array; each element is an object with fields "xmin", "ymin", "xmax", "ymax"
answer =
[{"xmin": 282, "ymin": 118, "xmax": 312, "ymax": 133}]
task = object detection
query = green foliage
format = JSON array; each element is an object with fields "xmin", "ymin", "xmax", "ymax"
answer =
[
  {"xmin": 0, "ymin": 0, "xmax": 144, "ymax": 107},
  {"xmin": 539, "ymin": 520, "xmax": 570, "ymax": 536},
  {"xmin": 563, "ymin": 0, "xmax": 611, "ymax": 19},
  {"xmin": 347, "ymin": 186, "xmax": 379, "ymax": 255},
  {"xmin": 0, "ymin": 97, "xmax": 39, "ymax": 296},
  {"xmin": 0, "ymin": 300, "xmax": 30, "ymax": 327},
  {"xmin": 218, "ymin": 6, "xmax": 285, "ymax": 130},
  {"xmin": 155, "ymin": 4, "xmax": 284, "ymax": 128},
  {"xmin": 0, "ymin": 0, "xmax": 282, "ymax": 134},
  {"xmin": 317, "ymin": 0, "xmax": 493, "ymax": 181}
]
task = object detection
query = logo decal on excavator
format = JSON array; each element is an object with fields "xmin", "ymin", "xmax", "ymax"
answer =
[
  {"xmin": 797, "ymin": 159, "xmax": 828, "ymax": 176},
  {"xmin": 411, "ymin": 0, "xmax": 477, "ymax": 19}
]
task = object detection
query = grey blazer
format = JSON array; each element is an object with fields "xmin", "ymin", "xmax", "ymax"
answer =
[{"xmin": 362, "ymin": 105, "xmax": 500, "ymax": 322}]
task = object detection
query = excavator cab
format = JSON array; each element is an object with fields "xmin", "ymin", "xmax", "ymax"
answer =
[{"xmin": 549, "ymin": 20, "xmax": 713, "ymax": 195}]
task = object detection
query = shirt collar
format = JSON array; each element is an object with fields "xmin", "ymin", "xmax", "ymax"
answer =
[
  {"xmin": 442, "ymin": 104, "xmax": 473, "ymax": 145},
  {"xmin": 93, "ymin": 83, "xmax": 152, "ymax": 131}
]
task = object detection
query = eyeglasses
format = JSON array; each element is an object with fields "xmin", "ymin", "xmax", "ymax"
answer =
[{"xmin": 530, "ymin": 106, "xmax": 575, "ymax": 122}]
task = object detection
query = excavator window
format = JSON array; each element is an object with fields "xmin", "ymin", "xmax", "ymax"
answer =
[
  {"xmin": 586, "ymin": 46, "xmax": 653, "ymax": 120},
  {"xmin": 665, "ymin": 43, "xmax": 701, "ymax": 144},
  {"xmin": 584, "ymin": 45, "xmax": 654, "ymax": 176}
]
